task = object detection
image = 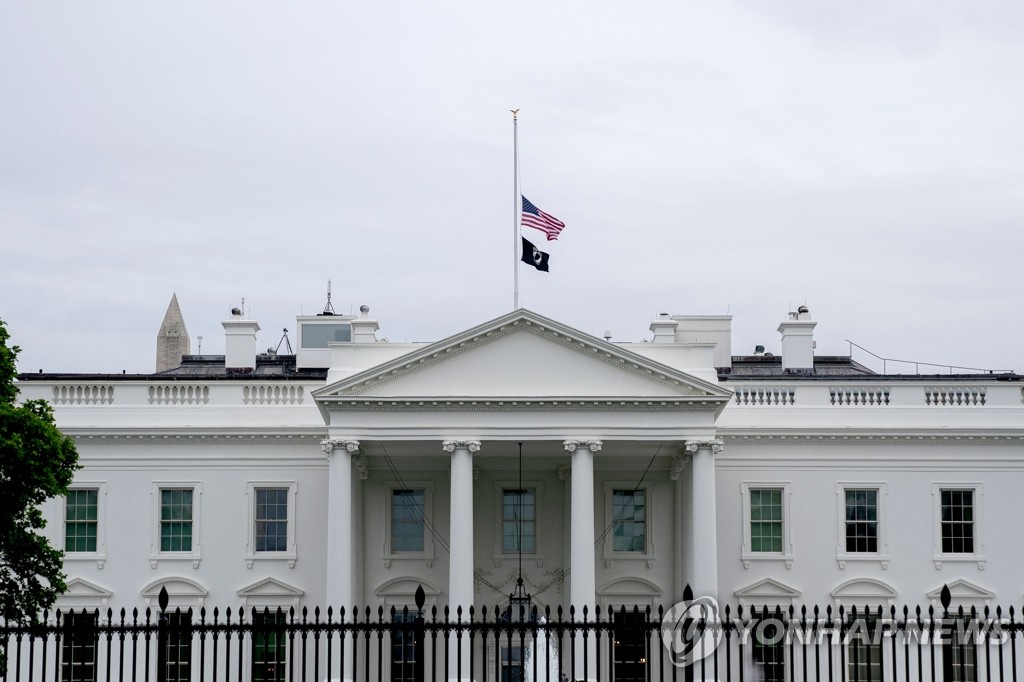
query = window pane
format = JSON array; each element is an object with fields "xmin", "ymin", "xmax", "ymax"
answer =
[
  {"xmin": 392, "ymin": 490, "xmax": 425, "ymax": 552},
  {"xmin": 255, "ymin": 488, "xmax": 289, "ymax": 552},
  {"xmin": 392, "ymin": 610, "xmax": 424, "ymax": 682},
  {"xmin": 61, "ymin": 611, "xmax": 98, "ymax": 682},
  {"xmin": 502, "ymin": 489, "xmax": 536, "ymax": 553},
  {"xmin": 944, "ymin": 618, "xmax": 978, "ymax": 682},
  {"xmin": 65, "ymin": 489, "xmax": 99, "ymax": 553},
  {"xmin": 159, "ymin": 612, "xmax": 192, "ymax": 682},
  {"xmin": 160, "ymin": 489, "xmax": 193, "ymax": 552},
  {"xmin": 750, "ymin": 488, "xmax": 783, "ymax": 553},
  {"xmin": 612, "ymin": 489, "xmax": 645, "ymax": 553},
  {"xmin": 301, "ymin": 323, "xmax": 352, "ymax": 348},
  {"xmin": 252, "ymin": 612, "xmax": 286, "ymax": 682},
  {"xmin": 844, "ymin": 489, "xmax": 879, "ymax": 553},
  {"xmin": 941, "ymin": 489, "xmax": 975, "ymax": 554},
  {"xmin": 753, "ymin": 620, "xmax": 785, "ymax": 682},
  {"xmin": 500, "ymin": 645, "xmax": 524, "ymax": 682},
  {"xmin": 847, "ymin": 617, "xmax": 882, "ymax": 682},
  {"xmin": 613, "ymin": 611, "xmax": 648, "ymax": 682}
]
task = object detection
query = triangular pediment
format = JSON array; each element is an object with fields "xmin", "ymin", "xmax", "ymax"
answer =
[
  {"xmin": 237, "ymin": 577, "xmax": 304, "ymax": 599},
  {"xmin": 926, "ymin": 579, "xmax": 994, "ymax": 602},
  {"xmin": 735, "ymin": 578, "xmax": 802, "ymax": 609},
  {"xmin": 735, "ymin": 577, "xmax": 802, "ymax": 599},
  {"xmin": 314, "ymin": 309, "xmax": 731, "ymax": 407},
  {"xmin": 63, "ymin": 577, "xmax": 113, "ymax": 599},
  {"xmin": 56, "ymin": 577, "xmax": 113, "ymax": 609}
]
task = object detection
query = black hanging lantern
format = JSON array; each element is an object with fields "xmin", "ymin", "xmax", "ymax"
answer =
[{"xmin": 507, "ymin": 442, "xmax": 532, "ymax": 622}]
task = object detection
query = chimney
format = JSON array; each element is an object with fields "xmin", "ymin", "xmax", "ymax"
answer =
[
  {"xmin": 222, "ymin": 308, "xmax": 260, "ymax": 371},
  {"xmin": 674, "ymin": 315, "xmax": 733, "ymax": 368},
  {"xmin": 649, "ymin": 312, "xmax": 678, "ymax": 344},
  {"xmin": 351, "ymin": 304, "xmax": 379, "ymax": 343},
  {"xmin": 777, "ymin": 305, "xmax": 816, "ymax": 372}
]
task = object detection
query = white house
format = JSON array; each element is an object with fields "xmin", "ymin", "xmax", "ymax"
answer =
[{"xmin": 16, "ymin": 297, "xmax": 1024, "ymax": 682}]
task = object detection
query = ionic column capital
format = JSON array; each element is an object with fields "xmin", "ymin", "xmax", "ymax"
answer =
[
  {"xmin": 322, "ymin": 439, "xmax": 360, "ymax": 457},
  {"xmin": 442, "ymin": 440, "xmax": 481, "ymax": 453},
  {"xmin": 684, "ymin": 439, "xmax": 724, "ymax": 455},
  {"xmin": 563, "ymin": 439, "xmax": 602, "ymax": 453}
]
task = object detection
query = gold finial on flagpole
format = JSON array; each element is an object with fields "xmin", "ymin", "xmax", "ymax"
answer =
[{"xmin": 511, "ymin": 109, "xmax": 519, "ymax": 119}]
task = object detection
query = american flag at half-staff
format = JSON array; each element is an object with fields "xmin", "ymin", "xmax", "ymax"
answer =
[{"xmin": 521, "ymin": 196, "xmax": 566, "ymax": 241}]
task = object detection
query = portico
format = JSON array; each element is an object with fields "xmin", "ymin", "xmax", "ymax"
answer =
[{"xmin": 313, "ymin": 309, "xmax": 733, "ymax": 622}]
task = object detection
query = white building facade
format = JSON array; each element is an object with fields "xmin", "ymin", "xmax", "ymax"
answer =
[{"xmin": 16, "ymin": 303, "xmax": 1024, "ymax": 680}]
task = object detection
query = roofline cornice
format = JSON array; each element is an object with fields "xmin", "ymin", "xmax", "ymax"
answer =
[
  {"xmin": 316, "ymin": 396, "xmax": 730, "ymax": 412},
  {"xmin": 64, "ymin": 429, "xmax": 326, "ymax": 442},
  {"xmin": 719, "ymin": 429, "xmax": 1024, "ymax": 444}
]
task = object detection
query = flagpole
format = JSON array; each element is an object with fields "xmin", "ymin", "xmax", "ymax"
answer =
[{"xmin": 512, "ymin": 109, "xmax": 520, "ymax": 310}]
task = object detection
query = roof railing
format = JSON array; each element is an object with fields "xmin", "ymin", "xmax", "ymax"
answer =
[{"xmin": 846, "ymin": 339, "xmax": 1013, "ymax": 375}]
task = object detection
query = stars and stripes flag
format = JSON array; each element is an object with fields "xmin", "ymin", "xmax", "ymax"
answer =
[{"xmin": 521, "ymin": 195, "xmax": 565, "ymax": 241}]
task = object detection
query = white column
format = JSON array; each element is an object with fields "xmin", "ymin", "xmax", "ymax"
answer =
[
  {"xmin": 323, "ymin": 438, "xmax": 360, "ymax": 682},
  {"xmin": 323, "ymin": 439, "xmax": 359, "ymax": 609},
  {"xmin": 443, "ymin": 439, "xmax": 480, "ymax": 682},
  {"xmin": 685, "ymin": 439, "xmax": 723, "ymax": 601},
  {"xmin": 670, "ymin": 453, "xmax": 687, "ymax": 602},
  {"xmin": 565, "ymin": 439, "xmax": 601, "ymax": 681}
]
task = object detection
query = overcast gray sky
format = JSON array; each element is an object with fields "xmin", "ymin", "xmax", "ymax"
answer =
[{"xmin": 2, "ymin": 1, "xmax": 1022, "ymax": 376}]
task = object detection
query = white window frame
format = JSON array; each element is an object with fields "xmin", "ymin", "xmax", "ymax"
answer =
[
  {"xmin": 63, "ymin": 482, "xmax": 107, "ymax": 566},
  {"xmin": 835, "ymin": 482, "xmax": 889, "ymax": 567},
  {"xmin": 492, "ymin": 481, "xmax": 545, "ymax": 567},
  {"xmin": 245, "ymin": 481, "xmax": 297, "ymax": 565},
  {"xmin": 740, "ymin": 482, "xmax": 793, "ymax": 566},
  {"xmin": 150, "ymin": 482, "xmax": 202, "ymax": 567},
  {"xmin": 384, "ymin": 482, "xmax": 435, "ymax": 565},
  {"xmin": 932, "ymin": 483, "xmax": 985, "ymax": 563},
  {"xmin": 603, "ymin": 482, "xmax": 655, "ymax": 565}
]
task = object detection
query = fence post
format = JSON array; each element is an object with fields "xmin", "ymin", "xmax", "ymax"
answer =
[
  {"xmin": 414, "ymin": 585, "xmax": 426, "ymax": 682},
  {"xmin": 156, "ymin": 586, "xmax": 169, "ymax": 679}
]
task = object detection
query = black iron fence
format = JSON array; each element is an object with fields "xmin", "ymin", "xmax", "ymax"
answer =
[{"xmin": 2, "ymin": 585, "xmax": 1023, "ymax": 682}]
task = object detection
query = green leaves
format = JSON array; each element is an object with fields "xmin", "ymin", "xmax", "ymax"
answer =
[
  {"xmin": 0, "ymin": 321, "xmax": 19, "ymax": 406},
  {"xmin": 0, "ymin": 319, "xmax": 80, "ymax": 628}
]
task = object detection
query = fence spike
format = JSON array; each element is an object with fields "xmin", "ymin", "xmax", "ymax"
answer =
[{"xmin": 940, "ymin": 584, "xmax": 952, "ymax": 611}]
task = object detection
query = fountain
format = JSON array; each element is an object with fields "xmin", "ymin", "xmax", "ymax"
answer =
[{"xmin": 524, "ymin": 617, "xmax": 565, "ymax": 682}]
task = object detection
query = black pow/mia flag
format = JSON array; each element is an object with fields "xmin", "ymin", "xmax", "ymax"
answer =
[{"xmin": 520, "ymin": 236, "xmax": 550, "ymax": 272}]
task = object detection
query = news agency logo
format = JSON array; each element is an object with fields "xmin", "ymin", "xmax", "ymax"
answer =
[{"xmin": 660, "ymin": 595, "xmax": 724, "ymax": 668}]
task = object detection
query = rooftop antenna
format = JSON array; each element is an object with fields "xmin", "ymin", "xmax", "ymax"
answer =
[
  {"xmin": 197, "ymin": 335, "xmax": 203, "ymax": 354},
  {"xmin": 274, "ymin": 328, "xmax": 293, "ymax": 355},
  {"xmin": 323, "ymin": 279, "xmax": 336, "ymax": 315},
  {"xmin": 241, "ymin": 297, "xmax": 246, "ymax": 317}
]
